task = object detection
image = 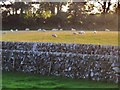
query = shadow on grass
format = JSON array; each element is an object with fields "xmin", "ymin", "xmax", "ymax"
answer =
[
  {"xmin": 37, "ymin": 81, "xmax": 57, "ymax": 86},
  {"xmin": 53, "ymin": 85, "xmax": 70, "ymax": 89}
]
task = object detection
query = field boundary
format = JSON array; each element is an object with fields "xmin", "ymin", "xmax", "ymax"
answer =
[{"xmin": 1, "ymin": 41, "xmax": 119, "ymax": 83}]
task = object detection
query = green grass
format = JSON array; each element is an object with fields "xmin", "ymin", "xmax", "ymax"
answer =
[
  {"xmin": 1, "ymin": 31, "xmax": 119, "ymax": 89},
  {"xmin": 1, "ymin": 31, "xmax": 119, "ymax": 46},
  {"xmin": 2, "ymin": 72, "xmax": 118, "ymax": 89}
]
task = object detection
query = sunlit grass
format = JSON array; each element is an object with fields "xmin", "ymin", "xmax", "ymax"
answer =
[{"xmin": 1, "ymin": 31, "xmax": 118, "ymax": 46}]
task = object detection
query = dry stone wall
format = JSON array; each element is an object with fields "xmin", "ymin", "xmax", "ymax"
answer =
[{"xmin": 1, "ymin": 41, "xmax": 120, "ymax": 83}]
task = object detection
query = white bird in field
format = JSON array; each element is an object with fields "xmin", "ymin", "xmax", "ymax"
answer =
[
  {"xmin": 52, "ymin": 34, "xmax": 58, "ymax": 37},
  {"xmin": 52, "ymin": 29, "xmax": 55, "ymax": 31},
  {"xmin": 10, "ymin": 29, "xmax": 14, "ymax": 32},
  {"xmin": 71, "ymin": 28, "xmax": 76, "ymax": 31},
  {"xmin": 52, "ymin": 28, "xmax": 58, "ymax": 31},
  {"xmin": 38, "ymin": 29, "xmax": 41, "ymax": 31},
  {"xmin": 43, "ymin": 29, "xmax": 46, "ymax": 32},
  {"xmin": 15, "ymin": 29, "xmax": 18, "ymax": 31},
  {"xmin": 105, "ymin": 29, "xmax": 110, "ymax": 32},
  {"xmin": 25, "ymin": 28, "xmax": 29, "ymax": 31},
  {"xmin": 78, "ymin": 31, "xmax": 85, "ymax": 35},
  {"xmin": 60, "ymin": 29, "xmax": 63, "ymax": 31},
  {"xmin": 93, "ymin": 31, "xmax": 97, "ymax": 34}
]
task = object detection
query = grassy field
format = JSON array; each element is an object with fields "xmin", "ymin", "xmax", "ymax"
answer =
[
  {"xmin": 1, "ymin": 31, "xmax": 119, "ymax": 46},
  {"xmin": 2, "ymin": 72, "xmax": 118, "ymax": 89},
  {"xmin": 1, "ymin": 31, "xmax": 119, "ymax": 89}
]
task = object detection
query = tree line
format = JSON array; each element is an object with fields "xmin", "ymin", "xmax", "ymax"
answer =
[{"xmin": 1, "ymin": 1, "xmax": 120, "ymax": 30}]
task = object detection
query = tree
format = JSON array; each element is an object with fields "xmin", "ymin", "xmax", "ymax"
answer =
[
  {"xmin": 11, "ymin": 2, "xmax": 31, "ymax": 15},
  {"xmin": 67, "ymin": 2, "xmax": 85, "ymax": 25}
]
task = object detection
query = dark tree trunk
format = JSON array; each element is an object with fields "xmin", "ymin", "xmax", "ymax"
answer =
[
  {"xmin": 106, "ymin": 2, "xmax": 111, "ymax": 13},
  {"xmin": 103, "ymin": 2, "xmax": 106, "ymax": 13}
]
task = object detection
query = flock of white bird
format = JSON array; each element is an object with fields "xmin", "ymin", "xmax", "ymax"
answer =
[
  {"xmin": 73, "ymin": 30, "xmax": 97, "ymax": 35},
  {"xmin": 2, "ymin": 28, "xmax": 110, "ymax": 38}
]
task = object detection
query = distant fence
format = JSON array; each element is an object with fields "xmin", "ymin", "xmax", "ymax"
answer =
[{"xmin": 1, "ymin": 41, "xmax": 120, "ymax": 83}]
